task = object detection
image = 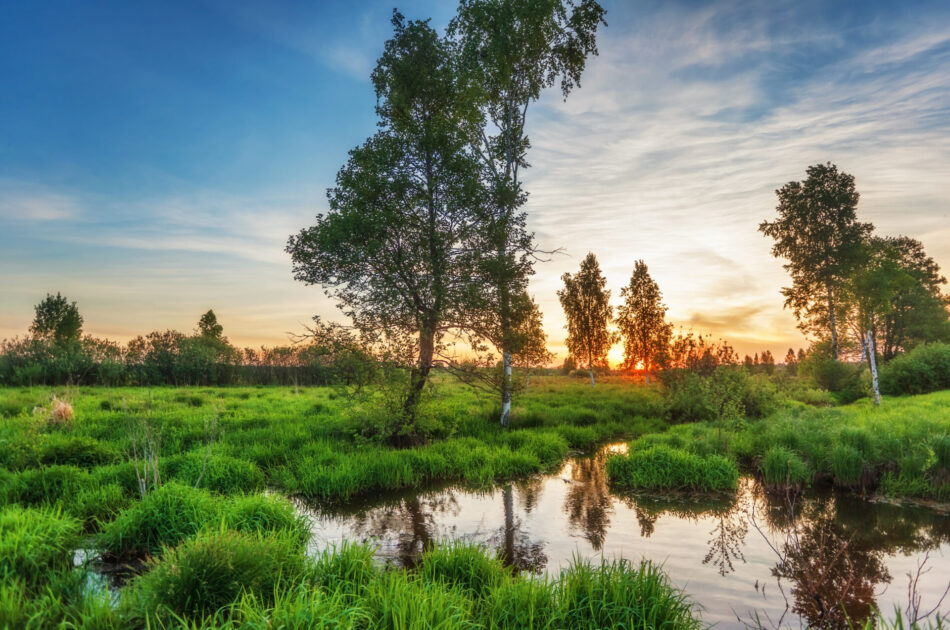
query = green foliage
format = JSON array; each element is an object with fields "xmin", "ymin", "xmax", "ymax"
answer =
[
  {"xmin": 829, "ymin": 444, "xmax": 866, "ymax": 489},
  {"xmin": 558, "ymin": 253, "xmax": 613, "ymax": 380},
  {"xmin": 799, "ymin": 349, "xmax": 866, "ymax": 401},
  {"xmin": 419, "ymin": 542, "xmax": 506, "ymax": 599},
  {"xmin": 0, "ymin": 506, "xmax": 80, "ymax": 591},
  {"xmin": 760, "ymin": 446, "xmax": 812, "ymax": 490},
  {"xmin": 880, "ymin": 342, "xmax": 950, "ymax": 396},
  {"xmin": 556, "ymin": 556, "xmax": 701, "ymax": 630},
  {"xmin": 606, "ymin": 445, "xmax": 739, "ymax": 492},
  {"xmin": 128, "ymin": 528, "xmax": 308, "ymax": 624},
  {"xmin": 98, "ymin": 482, "xmax": 218, "ymax": 558},
  {"xmin": 30, "ymin": 292, "xmax": 83, "ymax": 345}
]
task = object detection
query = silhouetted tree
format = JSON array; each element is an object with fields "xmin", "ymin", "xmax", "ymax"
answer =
[
  {"xmin": 197, "ymin": 309, "xmax": 224, "ymax": 341},
  {"xmin": 558, "ymin": 253, "xmax": 612, "ymax": 386},
  {"xmin": 30, "ymin": 293, "xmax": 83, "ymax": 345},
  {"xmin": 760, "ymin": 163, "xmax": 874, "ymax": 361},
  {"xmin": 449, "ymin": 0, "xmax": 607, "ymax": 426},
  {"xmin": 616, "ymin": 260, "xmax": 671, "ymax": 383}
]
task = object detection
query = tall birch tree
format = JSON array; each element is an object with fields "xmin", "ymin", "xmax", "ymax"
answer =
[
  {"xmin": 449, "ymin": 0, "xmax": 607, "ymax": 426},
  {"xmin": 287, "ymin": 15, "xmax": 483, "ymax": 437},
  {"xmin": 558, "ymin": 253, "xmax": 612, "ymax": 386},
  {"xmin": 616, "ymin": 260, "xmax": 671, "ymax": 383},
  {"xmin": 759, "ymin": 163, "xmax": 873, "ymax": 361}
]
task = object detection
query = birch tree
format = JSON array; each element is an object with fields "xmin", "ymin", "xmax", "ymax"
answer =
[
  {"xmin": 558, "ymin": 253, "xmax": 612, "ymax": 386},
  {"xmin": 287, "ymin": 15, "xmax": 483, "ymax": 437},
  {"xmin": 616, "ymin": 260, "xmax": 671, "ymax": 383},
  {"xmin": 449, "ymin": 0, "xmax": 606, "ymax": 426},
  {"xmin": 759, "ymin": 163, "xmax": 873, "ymax": 361}
]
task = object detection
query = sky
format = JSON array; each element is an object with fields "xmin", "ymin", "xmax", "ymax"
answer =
[{"xmin": 1, "ymin": 0, "xmax": 949, "ymax": 363}]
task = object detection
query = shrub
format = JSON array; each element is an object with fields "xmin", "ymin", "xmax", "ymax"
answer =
[
  {"xmin": 129, "ymin": 528, "xmax": 308, "ymax": 623},
  {"xmin": 0, "ymin": 506, "xmax": 80, "ymax": 591},
  {"xmin": 606, "ymin": 445, "xmax": 738, "ymax": 492},
  {"xmin": 760, "ymin": 446, "xmax": 811, "ymax": 492},
  {"xmin": 880, "ymin": 343, "xmax": 950, "ymax": 396},
  {"xmin": 799, "ymin": 354, "xmax": 865, "ymax": 397}
]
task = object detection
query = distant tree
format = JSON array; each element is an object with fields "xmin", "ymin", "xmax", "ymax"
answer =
[
  {"xmin": 287, "ymin": 14, "xmax": 484, "ymax": 436},
  {"xmin": 760, "ymin": 349, "xmax": 775, "ymax": 375},
  {"xmin": 753, "ymin": 353, "xmax": 760, "ymax": 366},
  {"xmin": 743, "ymin": 355, "xmax": 754, "ymax": 370},
  {"xmin": 30, "ymin": 293, "xmax": 83, "ymax": 345},
  {"xmin": 784, "ymin": 348, "xmax": 798, "ymax": 376},
  {"xmin": 197, "ymin": 309, "xmax": 224, "ymax": 341},
  {"xmin": 616, "ymin": 260, "xmax": 671, "ymax": 383},
  {"xmin": 558, "ymin": 253, "xmax": 613, "ymax": 386},
  {"xmin": 449, "ymin": 0, "xmax": 607, "ymax": 426},
  {"xmin": 760, "ymin": 163, "xmax": 874, "ymax": 361},
  {"xmin": 560, "ymin": 356, "xmax": 576, "ymax": 375},
  {"xmin": 798, "ymin": 348, "xmax": 806, "ymax": 362}
]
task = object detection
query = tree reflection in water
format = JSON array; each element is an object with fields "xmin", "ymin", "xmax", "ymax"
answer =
[
  {"xmin": 756, "ymin": 493, "xmax": 891, "ymax": 629},
  {"xmin": 563, "ymin": 448, "xmax": 614, "ymax": 549},
  {"xmin": 490, "ymin": 484, "xmax": 548, "ymax": 574},
  {"xmin": 349, "ymin": 493, "xmax": 460, "ymax": 568}
]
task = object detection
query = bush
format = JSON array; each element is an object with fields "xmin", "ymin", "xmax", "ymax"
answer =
[
  {"xmin": 606, "ymin": 445, "xmax": 738, "ymax": 492},
  {"xmin": 799, "ymin": 353, "xmax": 865, "ymax": 398},
  {"xmin": 880, "ymin": 343, "xmax": 950, "ymax": 396},
  {"xmin": 129, "ymin": 529, "xmax": 308, "ymax": 624},
  {"xmin": 39, "ymin": 434, "xmax": 118, "ymax": 467},
  {"xmin": 0, "ymin": 506, "xmax": 80, "ymax": 591}
]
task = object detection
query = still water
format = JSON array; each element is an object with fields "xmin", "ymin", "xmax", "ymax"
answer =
[{"xmin": 299, "ymin": 444, "xmax": 950, "ymax": 629}]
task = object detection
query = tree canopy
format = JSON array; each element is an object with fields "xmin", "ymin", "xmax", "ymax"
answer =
[
  {"xmin": 558, "ymin": 252, "xmax": 612, "ymax": 386},
  {"xmin": 760, "ymin": 163, "xmax": 873, "ymax": 360},
  {"xmin": 30, "ymin": 292, "xmax": 83, "ymax": 345},
  {"xmin": 616, "ymin": 260, "xmax": 671, "ymax": 381}
]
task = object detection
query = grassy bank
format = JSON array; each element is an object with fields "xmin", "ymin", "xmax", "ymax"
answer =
[
  {"xmin": 622, "ymin": 391, "xmax": 950, "ymax": 500},
  {"xmin": 0, "ymin": 379, "xmax": 664, "ymax": 517}
]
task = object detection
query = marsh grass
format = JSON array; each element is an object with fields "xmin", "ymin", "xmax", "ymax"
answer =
[{"xmin": 606, "ymin": 445, "xmax": 739, "ymax": 492}]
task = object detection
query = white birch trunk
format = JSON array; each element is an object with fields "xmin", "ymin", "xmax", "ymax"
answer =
[{"xmin": 866, "ymin": 330, "xmax": 881, "ymax": 406}]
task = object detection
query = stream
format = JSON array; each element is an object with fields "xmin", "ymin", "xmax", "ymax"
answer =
[{"xmin": 298, "ymin": 443, "xmax": 950, "ymax": 629}]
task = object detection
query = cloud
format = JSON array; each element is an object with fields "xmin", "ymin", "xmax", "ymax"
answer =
[
  {"xmin": 521, "ymin": 0, "xmax": 950, "ymax": 357},
  {"xmin": 0, "ymin": 182, "xmax": 80, "ymax": 221}
]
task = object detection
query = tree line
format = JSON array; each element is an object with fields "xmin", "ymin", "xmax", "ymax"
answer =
[
  {"xmin": 0, "ymin": 297, "xmax": 366, "ymax": 387},
  {"xmin": 554, "ymin": 162, "xmax": 950, "ymax": 399}
]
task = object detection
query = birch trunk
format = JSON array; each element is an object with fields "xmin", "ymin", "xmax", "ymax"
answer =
[{"xmin": 866, "ymin": 330, "xmax": 881, "ymax": 407}]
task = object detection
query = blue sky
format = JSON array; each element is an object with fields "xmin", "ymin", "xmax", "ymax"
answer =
[{"xmin": 1, "ymin": 0, "xmax": 949, "ymax": 359}]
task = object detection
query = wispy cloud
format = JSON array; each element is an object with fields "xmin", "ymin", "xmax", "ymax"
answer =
[
  {"xmin": 524, "ymin": 0, "xmax": 950, "ymax": 356},
  {"xmin": 0, "ymin": 181, "xmax": 81, "ymax": 221}
]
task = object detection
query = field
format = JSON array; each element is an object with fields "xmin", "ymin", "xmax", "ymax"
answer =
[{"xmin": 1, "ymin": 377, "xmax": 949, "ymax": 628}]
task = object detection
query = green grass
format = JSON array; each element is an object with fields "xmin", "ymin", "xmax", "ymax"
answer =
[
  {"xmin": 629, "ymin": 390, "xmax": 950, "ymax": 500},
  {"xmin": 1, "ymin": 378, "xmax": 949, "ymax": 627},
  {"xmin": 606, "ymin": 445, "xmax": 739, "ymax": 492}
]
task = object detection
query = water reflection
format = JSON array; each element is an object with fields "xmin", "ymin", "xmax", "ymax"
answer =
[
  {"xmin": 301, "ymin": 444, "xmax": 950, "ymax": 629},
  {"xmin": 562, "ymin": 447, "xmax": 614, "ymax": 549}
]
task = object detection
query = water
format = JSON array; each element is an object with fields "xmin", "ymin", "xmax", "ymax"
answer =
[{"xmin": 298, "ymin": 443, "xmax": 950, "ymax": 629}]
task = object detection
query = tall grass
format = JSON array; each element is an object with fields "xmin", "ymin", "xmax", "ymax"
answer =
[{"xmin": 606, "ymin": 445, "xmax": 739, "ymax": 492}]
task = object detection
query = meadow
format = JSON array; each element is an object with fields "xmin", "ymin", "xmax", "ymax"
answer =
[{"xmin": 1, "ymin": 376, "xmax": 949, "ymax": 628}]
